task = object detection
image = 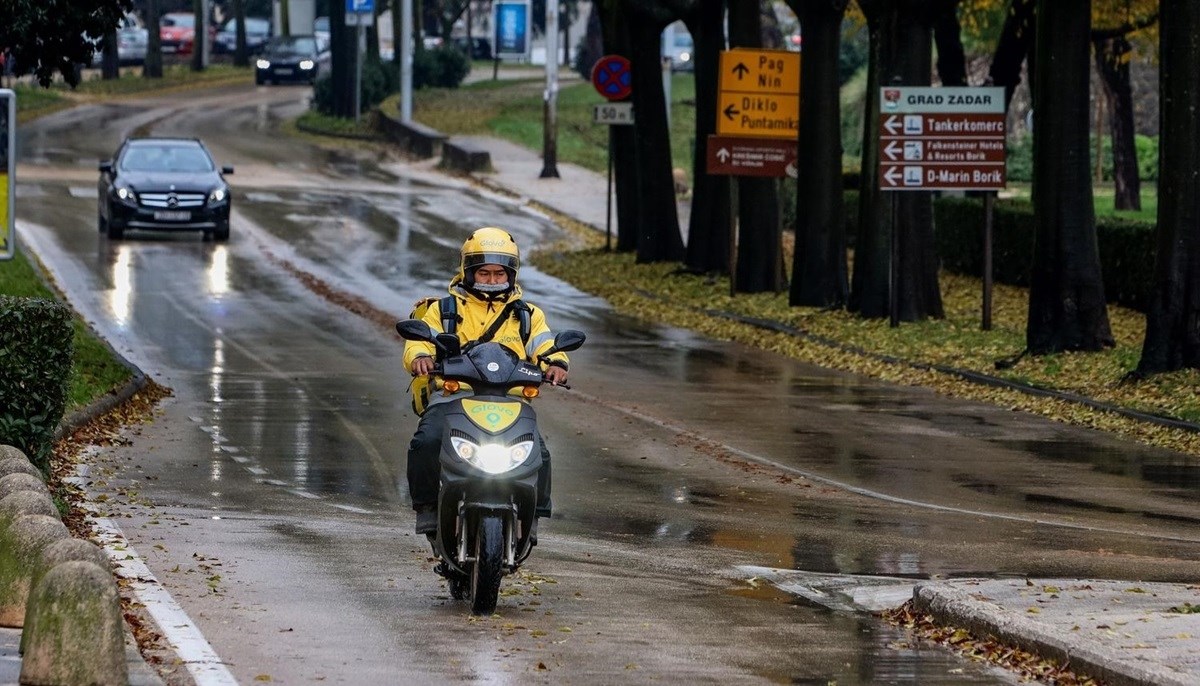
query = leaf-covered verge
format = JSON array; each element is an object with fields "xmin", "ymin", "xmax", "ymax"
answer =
[
  {"xmin": 529, "ymin": 243, "xmax": 1200, "ymax": 461},
  {"xmin": 881, "ymin": 601, "xmax": 1100, "ymax": 686}
]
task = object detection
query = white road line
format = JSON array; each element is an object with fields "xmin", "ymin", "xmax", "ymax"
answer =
[{"xmin": 90, "ymin": 517, "xmax": 239, "ymax": 686}]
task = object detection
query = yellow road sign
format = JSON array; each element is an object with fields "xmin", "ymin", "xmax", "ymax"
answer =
[
  {"xmin": 718, "ymin": 49, "xmax": 800, "ymax": 96},
  {"xmin": 717, "ymin": 92, "xmax": 799, "ymax": 138}
]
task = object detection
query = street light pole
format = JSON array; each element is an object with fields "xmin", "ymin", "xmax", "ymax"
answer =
[
  {"xmin": 399, "ymin": 0, "xmax": 413, "ymax": 122},
  {"xmin": 539, "ymin": 0, "xmax": 560, "ymax": 178}
]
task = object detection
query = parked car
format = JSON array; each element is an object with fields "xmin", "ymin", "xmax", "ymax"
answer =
[
  {"xmin": 451, "ymin": 36, "xmax": 493, "ymax": 60},
  {"xmin": 97, "ymin": 138, "xmax": 234, "ymax": 241},
  {"xmin": 90, "ymin": 26, "xmax": 149, "ymax": 66},
  {"xmin": 663, "ymin": 22, "xmax": 694, "ymax": 72},
  {"xmin": 159, "ymin": 12, "xmax": 197, "ymax": 54},
  {"xmin": 312, "ymin": 16, "xmax": 330, "ymax": 44},
  {"xmin": 255, "ymin": 35, "xmax": 329, "ymax": 85},
  {"xmin": 214, "ymin": 17, "xmax": 272, "ymax": 55}
]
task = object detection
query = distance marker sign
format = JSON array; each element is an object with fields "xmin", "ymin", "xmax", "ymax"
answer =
[
  {"xmin": 878, "ymin": 86, "xmax": 1006, "ymax": 191},
  {"xmin": 717, "ymin": 49, "xmax": 799, "ymax": 139}
]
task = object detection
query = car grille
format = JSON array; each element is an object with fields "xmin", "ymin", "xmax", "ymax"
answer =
[{"xmin": 140, "ymin": 192, "xmax": 206, "ymax": 208}]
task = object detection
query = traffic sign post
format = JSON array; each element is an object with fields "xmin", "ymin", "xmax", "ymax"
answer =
[
  {"xmin": 717, "ymin": 49, "xmax": 800, "ymax": 139},
  {"xmin": 706, "ymin": 135, "xmax": 796, "ymax": 178},
  {"xmin": 0, "ymin": 90, "xmax": 14, "ymax": 261},
  {"xmin": 590, "ymin": 55, "xmax": 633, "ymax": 251},
  {"xmin": 878, "ymin": 86, "xmax": 1006, "ymax": 329}
]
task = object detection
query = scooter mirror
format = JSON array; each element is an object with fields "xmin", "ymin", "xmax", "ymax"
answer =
[
  {"xmin": 546, "ymin": 330, "xmax": 586, "ymax": 355},
  {"xmin": 436, "ymin": 333, "xmax": 462, "ymax": 357},
  {"xmin": 395, "ymin": 319, "xmax": 435, "ymax": 342}
]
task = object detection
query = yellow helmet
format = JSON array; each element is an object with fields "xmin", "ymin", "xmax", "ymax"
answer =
[{"xmin": 459, "ymin": 227, "xmax": 520, "ymax": 286}]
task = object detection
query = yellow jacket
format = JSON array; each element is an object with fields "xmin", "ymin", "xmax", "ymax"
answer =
[{"xmin": 403, "ymin": 285, "xmax": 568, "ymax": 399}]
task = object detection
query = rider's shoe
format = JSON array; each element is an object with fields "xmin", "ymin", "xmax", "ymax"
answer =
[
  {"xmin": 415, "ymin": 506, "xmax": 437, "ymax": 535},
  {"xmin": 529, "ymin": 517, "xmax": 539, "ymax": 546}
]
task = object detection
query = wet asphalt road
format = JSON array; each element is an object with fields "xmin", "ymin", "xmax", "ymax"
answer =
[{"xmin": 12, "ymin": 83, "xmax": 1200, "ymax": 684}]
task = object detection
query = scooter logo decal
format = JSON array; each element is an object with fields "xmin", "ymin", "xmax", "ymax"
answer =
[{"xmin": 462, "ymin": 399, "xmax": 521, "ymax": 432}]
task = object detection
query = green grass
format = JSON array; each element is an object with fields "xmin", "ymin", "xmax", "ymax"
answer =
[
  {"xmin": 1002, "ymin": 181, "xmax": 1159, "ymax": 222},
  {"xmin": 67, "ymin": 64, "xmax": 251, "ymax": 96}
]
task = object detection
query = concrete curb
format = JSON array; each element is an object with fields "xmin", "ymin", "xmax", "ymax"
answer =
[{"xmin": 913, "ymin": 583, "xmax": 1199, "ymax": 686}]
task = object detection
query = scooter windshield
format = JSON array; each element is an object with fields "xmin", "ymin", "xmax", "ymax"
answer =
[{"xmin": 464, "ymin": 343, "xmax": 522, "ymax": 385}]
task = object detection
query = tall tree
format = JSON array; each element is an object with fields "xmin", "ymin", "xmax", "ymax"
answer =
[
  {"xmin": 1026, "ymin": 0, "xmax": 1114, "ymax": 353},
  {"xmin": 232, "ymin": 0, "xmax": 249, "ymax": 67},
  {"xmin": 604, "ymin": 0, "xmax": 691, "ymax": 262},
  {"xmin": 851, "ymin": 0, "xmax": 943, "ymax": 321},
  {"xmin": 682, "ymin": 0, "xmax": 731, "ymax": 274},
  {"xmin": 330, "ymin": 0, "xmax": 358, "ymax": 116},
  {"xmin": 595, "ymin": 1, "xmax": 641, "ymax": 253},
  {"xmin": 988, "ymin": 0, "xmax": 1037, "ymax": 110},
  {"xmin": 100, "ymin": 30, "xmax": 121, "ymax": 80},
  {"xmin": 729, "ymin": 0, "xmax": 784, "ymax": 292},
  {"xmin": 0, "ymin": 0, "xmax": 133, "ymax": 86},
  {"xmin": 786, "ymin": 0, "xmax": 849, "ymax": 307},
  {"xmin": 144, "ymin": 0, "xmax": 164, "ymax": 78},
  {"xmin": 191, "ymin": 0, "xmax": 206, "ymax": 71},
  {"xmin": 1135, "ymin": 0, "xmax": 1200, "ymax": 375},
  {"xmin": 932, "ymin": 0, "xmax": 966, "ymax": 86},
  {"xmin": 1091, "ymin": 6, "xmax": 1158, "ymax": 212}
]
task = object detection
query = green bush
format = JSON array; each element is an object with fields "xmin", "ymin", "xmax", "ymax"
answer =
[
  {"xmin": 312, "ymin": 49, "xmax": 470, "ymax": 116},
  {"xmin": 933, "ymin": 196, "xmax": 1156, "ymax": 311},
  {"xmin": 1005, "ymin": 134, "xmax": 1159, "ymax": 183},
  {"xmin": 0, "ymin": 297, "xmax": 74, "ymax": 474}
]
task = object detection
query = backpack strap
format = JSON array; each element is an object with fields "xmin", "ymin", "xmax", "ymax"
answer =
[
  {"xmin": 512, "ymin": 299, "xmax": 531, "ymax": 344},
  {"xmin": 439, "ymin": 295, "xmax": 459, "ymax": 334}
]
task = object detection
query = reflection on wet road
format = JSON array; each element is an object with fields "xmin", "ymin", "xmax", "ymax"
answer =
[{"xmin": 12, "ymin": 84, "xmax": 1200, "ymax": 684}]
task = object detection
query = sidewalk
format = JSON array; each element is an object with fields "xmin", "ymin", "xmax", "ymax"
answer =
[{"xmin": 443, "ymin": 133, "xmax": 1200, "ymax": 686}]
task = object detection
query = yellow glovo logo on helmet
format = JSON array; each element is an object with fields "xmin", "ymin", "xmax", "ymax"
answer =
[{"xmin": 462, "ymin": 399, "xmax": 522, "ymax": 433}]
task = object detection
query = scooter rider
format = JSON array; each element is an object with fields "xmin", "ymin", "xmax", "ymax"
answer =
[{"xmin": 404, "ymin": 227, "xmax": 569, "ymax": 536}]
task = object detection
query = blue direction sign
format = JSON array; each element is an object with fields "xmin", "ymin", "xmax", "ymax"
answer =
[{"xmin": 346, "ymin": 0, "xmax": 374, "ymax": 12}]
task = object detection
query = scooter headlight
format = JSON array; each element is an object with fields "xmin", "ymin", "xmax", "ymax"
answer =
[{"xmin": 450, "ymin": 438, "xmax": 534, "ymax": 474}]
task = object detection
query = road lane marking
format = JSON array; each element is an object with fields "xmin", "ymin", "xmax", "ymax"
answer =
[{"xmin": 89, "ymin": 516, "xmax": 240, "ymax": 686}]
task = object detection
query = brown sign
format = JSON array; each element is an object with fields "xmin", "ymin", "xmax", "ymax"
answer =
[
  {"xmin": 877, "ymin": 87, "xmax": 1006, "ymax": 192},
  {"xmin": 705, "ymin": 135, "xmax": 797, "ymax": 178}
]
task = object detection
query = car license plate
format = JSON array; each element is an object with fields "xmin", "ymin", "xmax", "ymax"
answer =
[
  {"xmin": 275, "ymin": 68, "xmax": 293, "ymax": 75},
  {"xmin": 153, "ymin": 211, "xmax": 190, "ymax": 221}
]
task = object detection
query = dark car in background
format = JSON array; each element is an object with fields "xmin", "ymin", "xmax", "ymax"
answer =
[
  {"xmin": 214, "ymin": 17, "xmax": 272, "ymax": 55},
  {"xmin": 97, "ymin": 138, "xmax": 234, "ymax": 241},
  {"xmin": 255, "ymin": 35, "xmax": 329, "ymax": 85},
  {"xmin": 451, "ymin": 36, "xmax": 492, "ymax": 60}
]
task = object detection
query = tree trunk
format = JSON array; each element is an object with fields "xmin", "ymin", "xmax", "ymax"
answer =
[
  {"xmin": 682, "ymin": 0, "xmax": 731, "ymax": 274},
  {"xmin": 597, "ymin": 3, "xmax": 641, "ymax": 253},
  {"xmin": 280, "ymin": 0, "xmax": 291, "ymax": 37},
  {"xmin": 144, "ymin": 0, "xmax": 163, "ymax": 79},
  {"xmin": 1136, "ymin": 0, "xmax": 1200, "ymax": 374},
  {"xmin": 932, "ymin": 0, "xmax": 966, "ymax": 86},
  {"xmin": 729, "ymin": 0, "xmax": 784, "ymax": 292},
  {"xmin": 331, "ymin": 0, "xmax": 357, "ymax": 117},
  {"xmin": 627, "ymin": 16, "xmax": 685, "ymax": 263},
  {"xmin": 191, "ymin": 0, "xmax": 205, "ymax": 72},
  {"xmin": 787, "ymin": 0, "xmax": 848, "ymax": 307},
  {"xmin": 101, "ymin": 31, "xmax": 120, "ymax": 80},
  {"xmin": 1093, "ymin": 36, "xmax": 1141, "ymax": 211},
  {"xmin": 1026, "ymin": 0, "xmax": 1113, "ymax": 354},
  {"xmin": 988, "ymin": 0, "xmax": 1036, "ymax": 110},
  {"xmin": 233, "ymin": 0, "xmax": 248, "ymax": 68},
  {"xmin": 392, "ymin": 0, "xmax": 403, "ymax": 69},
  {"xmin": 851, "ymin": 0, "xmax": 943, "ymax": 321}
]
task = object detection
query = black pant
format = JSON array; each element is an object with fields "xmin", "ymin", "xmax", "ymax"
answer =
[{"xmin": 407, "ymin": 402, "xmax": 553, "ymax": 517}]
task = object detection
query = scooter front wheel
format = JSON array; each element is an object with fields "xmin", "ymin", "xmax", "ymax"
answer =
[{"xmin": 469, "ymin": 516, "xmax": 504, "ymax": 615}]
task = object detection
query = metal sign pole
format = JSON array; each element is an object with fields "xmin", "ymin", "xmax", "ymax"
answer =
[
  {"xmin": 400, "ymin": 0, "xmax": 413, "ymax": 122},
  {"xmin": 354, "ymin": 22, "xmax": 364, "ymax": 122},
  {"xmin": 606, "ymin": 127, "xmax": 614, "ymax": 251},
  {"xmin": 983, "ymin": 192, "xmax": 995, "ymax": 330},
  {"xmin": 0, "ymin": 89, "xmax": 14, "ymax": 261},
  {"xmin": 889, "ymin": 191, "xmax": 899, "ymax": 328}
]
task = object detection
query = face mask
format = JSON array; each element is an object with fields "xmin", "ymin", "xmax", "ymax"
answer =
[{"xmin": 473, "ymin": 282, "xmax": 510, "ymax": 294}]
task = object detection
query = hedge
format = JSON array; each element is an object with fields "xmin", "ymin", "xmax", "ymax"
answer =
[
  {"xmin": 932, "ymin": 196, "xmax": 1156, "ymax": 311},
  {"xmin": 0, "ymin": 297, "xmax": 74, "ymax": 474}
]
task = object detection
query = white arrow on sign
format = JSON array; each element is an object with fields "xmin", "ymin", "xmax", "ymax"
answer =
[
  {"xmin": 884, "ymin": 140, "xmax": 902, "ymax": 161},
  {"xmin": 717, "ymin": 148, "xmax": 731, "ymax": 163},
  {"xmin": 884, "ymin": 115, "xmax": 901, "ymax": 135},
  {"xmin": 884, "ymin": 166, "xmax": 902, "ymax": 186}
]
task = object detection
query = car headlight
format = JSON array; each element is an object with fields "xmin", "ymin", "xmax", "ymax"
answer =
[
  {"xmin": 114, "ymin": 186, "xmax": 137, "ymax": 204},
  {"xmin": 299, "ymin": 59, "xmax": 315, "ymax": 70},
  {"xmin": 679, "ymin": 52, "xmax": 691, "ymax": 63},
  {"xmin": 449, "ymin": 438, "xmax": 534, "ymax": 475},
  {"xmin": 208, "ymin": 187, "xmax": 227, "ymax": 204},
  {"xmin": 256, "ymin": 58, "xmax": 270, "ymax": 69}
]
